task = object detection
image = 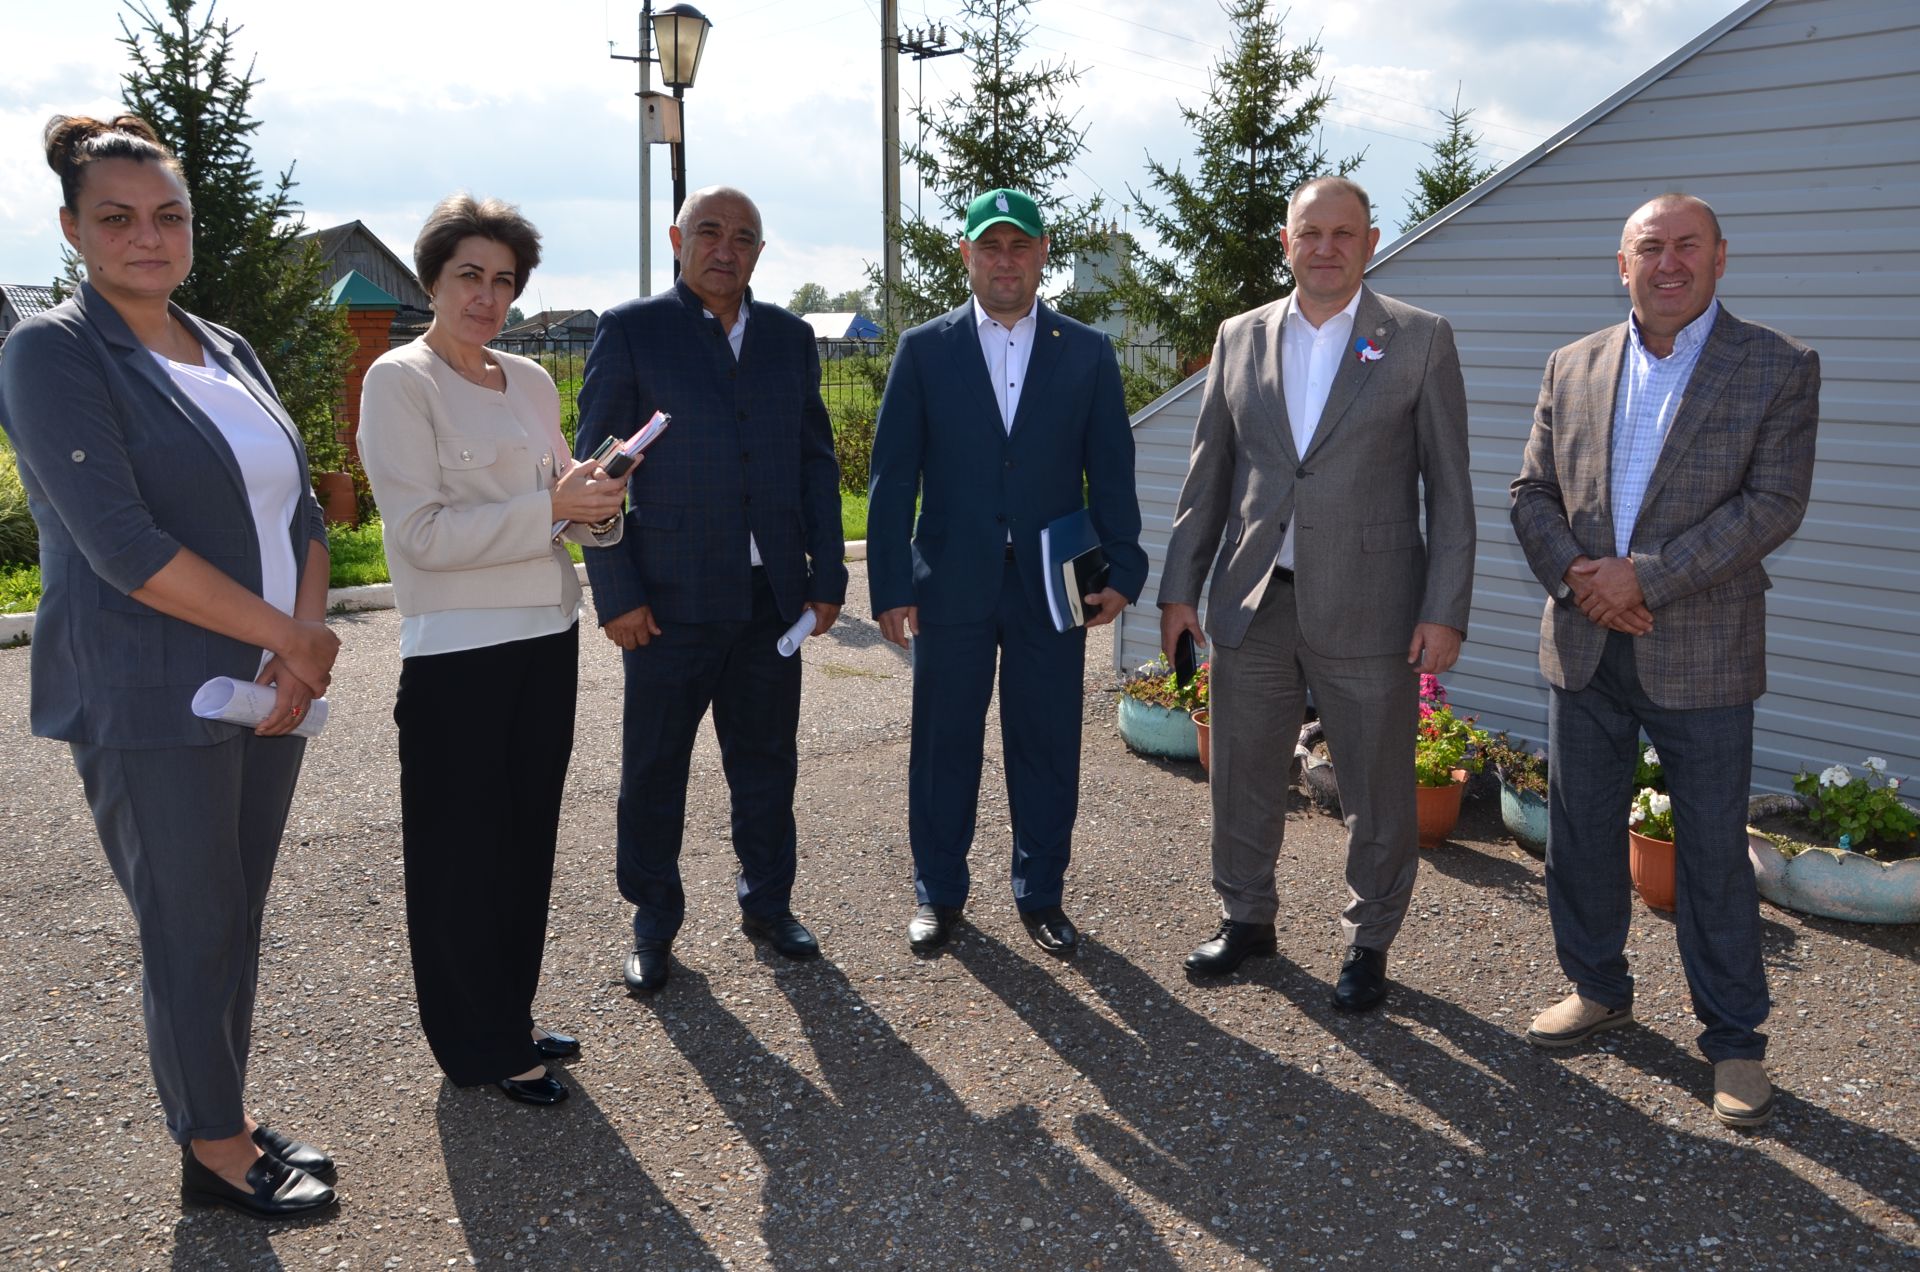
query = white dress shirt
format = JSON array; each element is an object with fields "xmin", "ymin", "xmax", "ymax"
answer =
[
  {"xmin": 972, "ymin": 295, "xmax": 1038, "ymax": 434},
  {"xmin": 1276, "ymin": 287, "xmax": 1363, "ymax": 571},
  {"xmin": 704, "ymin": 302, "xmax": 763, "ymax": 567}
]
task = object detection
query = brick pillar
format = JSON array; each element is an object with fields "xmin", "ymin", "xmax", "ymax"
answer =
[{"xmin": 340, "ymin": 308, "xmax": 396, "ymax": 464}]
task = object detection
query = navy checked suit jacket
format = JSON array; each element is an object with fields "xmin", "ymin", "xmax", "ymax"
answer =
[
  {"xmin": 866, "ymin": 301, "xmax": 1146, "ymax": 624},
  {"xmin": 574, "ymin": 281, "xmax": 846, "ymax": 626}
]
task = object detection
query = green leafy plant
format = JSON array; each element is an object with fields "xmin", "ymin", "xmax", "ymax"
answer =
[
  {"xmin": 1120, "ymin": 655, "xmax": 1208, "ymax": 713},
  {"xmin": 0, "ymin": 444, "xmax": 38, "ymax": 567},
  {"xmin": 1791, "ymin": 757, "xmax": 1918, "ymax": 854},
  {"xmin": 1633, "ymin": 743, "xmax": 1665, "ymax": 793},
  {"xmin": 1629, "ymin": 786, "xmax": 1674, "ymax": 841},
  {"xmin": 1415, "ymin": 675, "xmax": 1486, "ymax": 788},
  {"xmin": 1482, "ymin": 731, "xmax": 1547, "ymax": 798}
]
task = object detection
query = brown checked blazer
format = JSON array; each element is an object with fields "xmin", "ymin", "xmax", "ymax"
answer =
[
  {"xmin": 1510, "ymin": 306, "xmax": 1820, "ymax": 709},
  {"xmin": 1159, "ymin": 285, "xmax": 1476, "ymax": 654}
]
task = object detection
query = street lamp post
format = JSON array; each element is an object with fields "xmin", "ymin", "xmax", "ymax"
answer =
[{"xmin": 609, "ymin": 3, "xmax": 712, "ymax": 291}]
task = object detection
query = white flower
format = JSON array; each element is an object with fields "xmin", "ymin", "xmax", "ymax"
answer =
[
  {"xmin": 1629, "ymin": 805, "xmax": 1645, "ymax": 826},
  {"xmin": 1864, "ymin": 756, "xmax": 1887, "ymax": 774},
  {"xmin": 1890, "ymin": 778, "xmax": 1902, "ymax": 791},
  {"xmin": 1820, "ymin": 764, "xmax": 1852, "ymax": 788},
  {"xmin": 1643, "ymin": 746, "xmax": 1659, "ymax": 767},
  {"xmin": 1650, "ymin": 792, "xmax": 1672, "ymax": 817}
]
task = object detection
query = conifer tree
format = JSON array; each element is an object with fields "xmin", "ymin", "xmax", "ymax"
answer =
[{"xmin": 1398, "ymin": 87, "xmax": 1501, "ymax": 234}]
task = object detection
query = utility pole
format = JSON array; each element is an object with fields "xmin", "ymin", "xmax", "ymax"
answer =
[
  {"xmin": 610, "ymin": 7, "xmax": 657, "ymax": 296},
  {"xmin": 880, "ymin": 0, "xmax": 900, "ymax": 337}
]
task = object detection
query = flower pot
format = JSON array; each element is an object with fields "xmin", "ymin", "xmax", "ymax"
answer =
[
  {"xmin": 1116, "ymin": 694, "xmax": 1199, "ymax": 761},
  {"xmin": 313, "ymin": 471, "xmax": 358, "ymax": 526},
  {"xmin": 1628, "ymin": 829, "xmax": 1676, "ymax": 912},
  {"xmin": 1415, "ymin": 769, "xmax": 1468, "ymax": 849},
  {"xmin": 1746, "ymin": 793, "xmax": 1920, "ymax": 924},
  {"xmin": 1190, "ymin": 708, "xmax": 1211, "ymax": 773},
  {"xmin": 1498, "ymin": 778, "xmax": 1549, "ymax": 859}
]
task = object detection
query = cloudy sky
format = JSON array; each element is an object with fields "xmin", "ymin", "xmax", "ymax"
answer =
[{"xmin": 0, "ymin": 0, "xmax": 1746, "ymax": 314}]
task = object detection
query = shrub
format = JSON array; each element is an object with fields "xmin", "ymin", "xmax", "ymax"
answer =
[
  {"xmin": 832, "ymin": 401, "xmax": 877, "ymax": 496},
  {"xmin": 0, "ymin": 443, "xmax": 38, "ymax": 567}
]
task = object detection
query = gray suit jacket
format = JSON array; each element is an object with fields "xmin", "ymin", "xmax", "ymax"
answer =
[
  {"xmin": 1510, "ymin": 306, "xmax": 1819, "ymax": 709},
  {"xmin": 0, "ymin": 283, "xmax": 326, "ymax": 747},
  {"xmin": 1158, "ymin": 285, "xmax": 1475, "ymax": 654}
]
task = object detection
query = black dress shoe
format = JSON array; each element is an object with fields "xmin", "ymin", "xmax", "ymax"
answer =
[
  {"xmin": 532, "ymin": 1027, "xmax": 580, "ymax": 1060},
  {"xmin": 741, "ymin": 911, "xmax": 822, "ymax": 960},
  {"xmin": 624, "ymin": 940, "xmax": 671, "ymax": 997},
  {"xmin": 496, "ymin": 1073, "xmax": 570, "ymax": 1105},
  {"xmin": 252, "ymin": 1124, "xmax": 335, "ymax": 1182},
  {"xmin": 1019, "ymin": 905, "xmax": 1079, "ymax": 957},
  {"xmin": 181, "ymin": 1145, "xmax": 337, "ymax": 1219},
  {"xmin": 1331, "ymin": 944, "xmax": 1388, "ymax": 1012},
  {"xmin": 907, "ymin": 904, "xmax": 963, "ymax": 953},
  {"xmin": 1185, "ymin": 919, "xmax": 1278, "ymax": 975}
]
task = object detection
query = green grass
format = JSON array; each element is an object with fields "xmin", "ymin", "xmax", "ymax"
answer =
[
  {"xmin": 0, "ymin": 563, "xmax": 40, "ymax": 614},
  {"xmin": 840, "ymin": 492, "xmax": 868, "ymax": 542}
]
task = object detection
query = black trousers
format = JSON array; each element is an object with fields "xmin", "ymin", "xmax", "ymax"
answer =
[{"xmin": 394, "ymin": 623, "xmax": 578, "ymax": 1086}]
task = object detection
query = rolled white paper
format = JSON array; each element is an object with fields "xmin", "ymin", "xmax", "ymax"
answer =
[
  {"xmin": 776, "ymin": 609, "xmax": 818, "ymax": 657},
  {"xmin": 192, "ymin": 677, "xmax": 329, "ymax": 739}
]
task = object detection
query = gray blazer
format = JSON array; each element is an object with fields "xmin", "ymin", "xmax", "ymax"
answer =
[
  {"xmin": 1510, "ymin": 307, "xmax": 1819, "ymax": 709},
  {"xmin": 0, "ymin": 283, "xmax": 326, "ymax": 747},
  {"xmin": 1159, "ymin": 285, "xmax": 1476, "ymax": 654}
]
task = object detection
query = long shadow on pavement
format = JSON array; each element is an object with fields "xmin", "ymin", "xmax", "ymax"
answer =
[
  {"xmin": 435, "ymin": 1074, "xmax": 721, "ymax": 1269},
  {"xmin": 654, "ymin": 960, "xmax": 1184, "ymax": 1270}
]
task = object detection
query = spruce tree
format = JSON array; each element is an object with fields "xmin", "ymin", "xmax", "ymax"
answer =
[
  {"xmin": 878, "ymin": 0, "xmax": 1107, "ymax": 330},
  {"xmin": 1108, "ymin": 0, "xmax": 1362, "ymax": 367},
  {"xmin": 1398, "ymin": 88, "xmax": 1501, "ymax": 234},
  {"xmin": 115, "ymin": 0, "xmax": 353, "ymax": 463}
]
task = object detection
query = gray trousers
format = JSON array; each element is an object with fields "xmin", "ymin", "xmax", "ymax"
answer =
[
  {"xmin": 1546, "ymin": 630, "xmax": 1767, "ymax": 1061},
  {"xmin": 70, "ymin": 731, "xmax": 305, "ymax": 1144},
  {"xmin": 1209, "ymin": 575, "xmax": 1420, "ymax": 946}
]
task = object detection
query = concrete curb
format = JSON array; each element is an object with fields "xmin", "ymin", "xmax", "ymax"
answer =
[{"xmin": 1, "ymin": 541, "xmax": 870, "ymax": 643}]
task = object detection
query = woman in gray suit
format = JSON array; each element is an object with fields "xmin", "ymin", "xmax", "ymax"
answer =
[{"xmin": 0, "ymin": 116, "xmax": 339, "ymax": 1219}]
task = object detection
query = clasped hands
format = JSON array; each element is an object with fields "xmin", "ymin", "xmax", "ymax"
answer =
[
  {"xmin": 1563, "ymin": 554, "xmax": 1653, "ymax": 634},
  {"xmin": 256, "ymin": 618, "xmax": 340, "ymax": 737}
]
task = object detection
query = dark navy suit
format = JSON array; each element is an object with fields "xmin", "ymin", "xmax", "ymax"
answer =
[
  {"xmin": 577, "ymin": 280, "xmax": 846, "ymax": 942},
  {"xmin": 868, "ymin": 301, "xmax": 1145, "ymax": 911}
]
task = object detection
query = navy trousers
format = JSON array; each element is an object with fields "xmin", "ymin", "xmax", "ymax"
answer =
[
  {"xmin": 908, "ymin": 557, "xmax": 1086, "ymax": 912},
  {"xmin": 616, "ymin": 569, "xmax": 801, "ymax": 943},
  {"xmin": 1546, "ymin": 630, "xmax": 1768, "ymax": 1062}
]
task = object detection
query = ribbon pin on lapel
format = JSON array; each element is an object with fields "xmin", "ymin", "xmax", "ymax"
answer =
[{"xmin": 1354, "ymin": 336, "xmax": 1384, "ymax": 363}]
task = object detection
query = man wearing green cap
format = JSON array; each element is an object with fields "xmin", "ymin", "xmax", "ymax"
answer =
[{"xmin": 868, "ymin": 188, "xmax": 1146, "ymax": 957}]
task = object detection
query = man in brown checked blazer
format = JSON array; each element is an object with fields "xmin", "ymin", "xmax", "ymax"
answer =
[
  {"xmin": 1159, "ymin": 176, "xmax": 1475, "ymax": 1011},
  {"xmin": 1511, "ymin": 193, "xmax": 1819, "ymax": 1128}
]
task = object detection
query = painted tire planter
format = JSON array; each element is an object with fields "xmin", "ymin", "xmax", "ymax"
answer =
[
  {"xmin": 1116, "ymin": 694, "xmax": 1199, "ymax": 761},
  {"xmin": 1746, "ymin": 793, "xmax": 1920, "ymax": 925},
  {"xmin": 1415, "ymin": 769, "xmax": 1468, "ymax": 849},
  {"xmin": 1628, "ymin": 829, "xmax": 1676, "ymax": 912},
  {"xmin": 1498, "ymin": 778, "xmax": 1549, "ymax": 859}
]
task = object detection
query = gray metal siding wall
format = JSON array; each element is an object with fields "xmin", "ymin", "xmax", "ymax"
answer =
[
  {"xmin": 1117, "ymin": 377, "xmax": 1206, "ymax": 675},
  {"xmin": 1362, "ymin": 0, "xmax": 1920, "ymax": 790}
]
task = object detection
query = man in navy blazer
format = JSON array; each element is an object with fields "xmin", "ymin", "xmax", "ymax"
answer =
[
  {"xmin": 576, "ymin": 186, "xmax": 846, "ymax": 996},
  {"xmin": 868, "ymin": 188, "xmax": 1146, "ymax": 957}
]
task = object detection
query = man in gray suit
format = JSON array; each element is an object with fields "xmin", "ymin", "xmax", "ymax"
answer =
[
  {"xmin": 1511, "ymin": 193, "xmax": 1819, "ymax": 1128},
  {"xmin": 1159, "ymin": 176, "xmax": 1475, "ymax": 1010}
]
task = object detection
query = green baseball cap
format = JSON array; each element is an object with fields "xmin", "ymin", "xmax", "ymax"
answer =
[{"xmin": 965, "ymin": 188, "xmax": 1045, "ymax": 240}]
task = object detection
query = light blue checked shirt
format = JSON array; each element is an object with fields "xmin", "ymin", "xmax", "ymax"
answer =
[{"xmin": 1610, "ymin": 300, "xmax": 1718, "ymax": 556}]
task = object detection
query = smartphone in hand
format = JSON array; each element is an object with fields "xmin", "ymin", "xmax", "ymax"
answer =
[{"xmin": 1174, "ymin": 629, "xmax": 1197, "ymax": 689}]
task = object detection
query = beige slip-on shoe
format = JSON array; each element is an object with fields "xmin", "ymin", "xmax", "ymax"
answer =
[
  {"xmin": 1712, "ymin": 1059, "xmax": 1774, "ymax": 1128},
  {"xmin": 1526, "ymin": 992, "xmax": 1634, "ymax": 1049}
]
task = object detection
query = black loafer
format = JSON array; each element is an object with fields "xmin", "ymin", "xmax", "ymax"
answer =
[
  {"xmin": 907, "ymin": 904, "xmax": 963, "ymax": 953},
  {"xmin": 741, "ymin": 911, "xmax": 821, "ymax": 960},
  {"xmin": 497, "ymin": 1073, "xmax": 569, "ymax": 1105},
  {"xmin": 1331, "ymin": 944, "xmax": 1388, "ymax": 1012},
  {"xmin": 1019, "ymin": 905, "xmax": 1079, "ymax": 957},
  {"xmin": 532, "ymin": 1028, "xmax": 580, "ymax": 1060},
  {"xmin": 181, "ymin": 1145, "xmax": 337, "ymax": 1219},
  {"xmin": 624, "ymin": 940, "xmax": 671, "ymax": 997},
  {"xmin": 252, "ymin": 1124, "xmax": 336, "ymax": 1183},
  {"xmin": 1184, "ymin": 919, "xmax": 1277, "ymax": 976}
]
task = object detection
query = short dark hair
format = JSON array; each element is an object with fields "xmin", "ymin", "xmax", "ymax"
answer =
[
  {"xmin": 1288, "ymin": 175, "xmax": 1373, "ymax": 226},
  {"xmin": 44, "ymin": 114, "xmax": 185, "ymax": 212},
  {"xmin": 414, "ymin": 194, "xmax": 542, "ymax": 300}
]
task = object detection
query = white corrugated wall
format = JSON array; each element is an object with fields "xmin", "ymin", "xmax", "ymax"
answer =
[{"xmin": 1124, "ymin": 0, "xmax": 1920, "ymax": 791}]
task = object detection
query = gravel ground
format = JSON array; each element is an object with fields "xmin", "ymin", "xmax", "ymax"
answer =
[{"xmin": 0, "ymin": 562, "xmax": 1915, "ymax": 1270}]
